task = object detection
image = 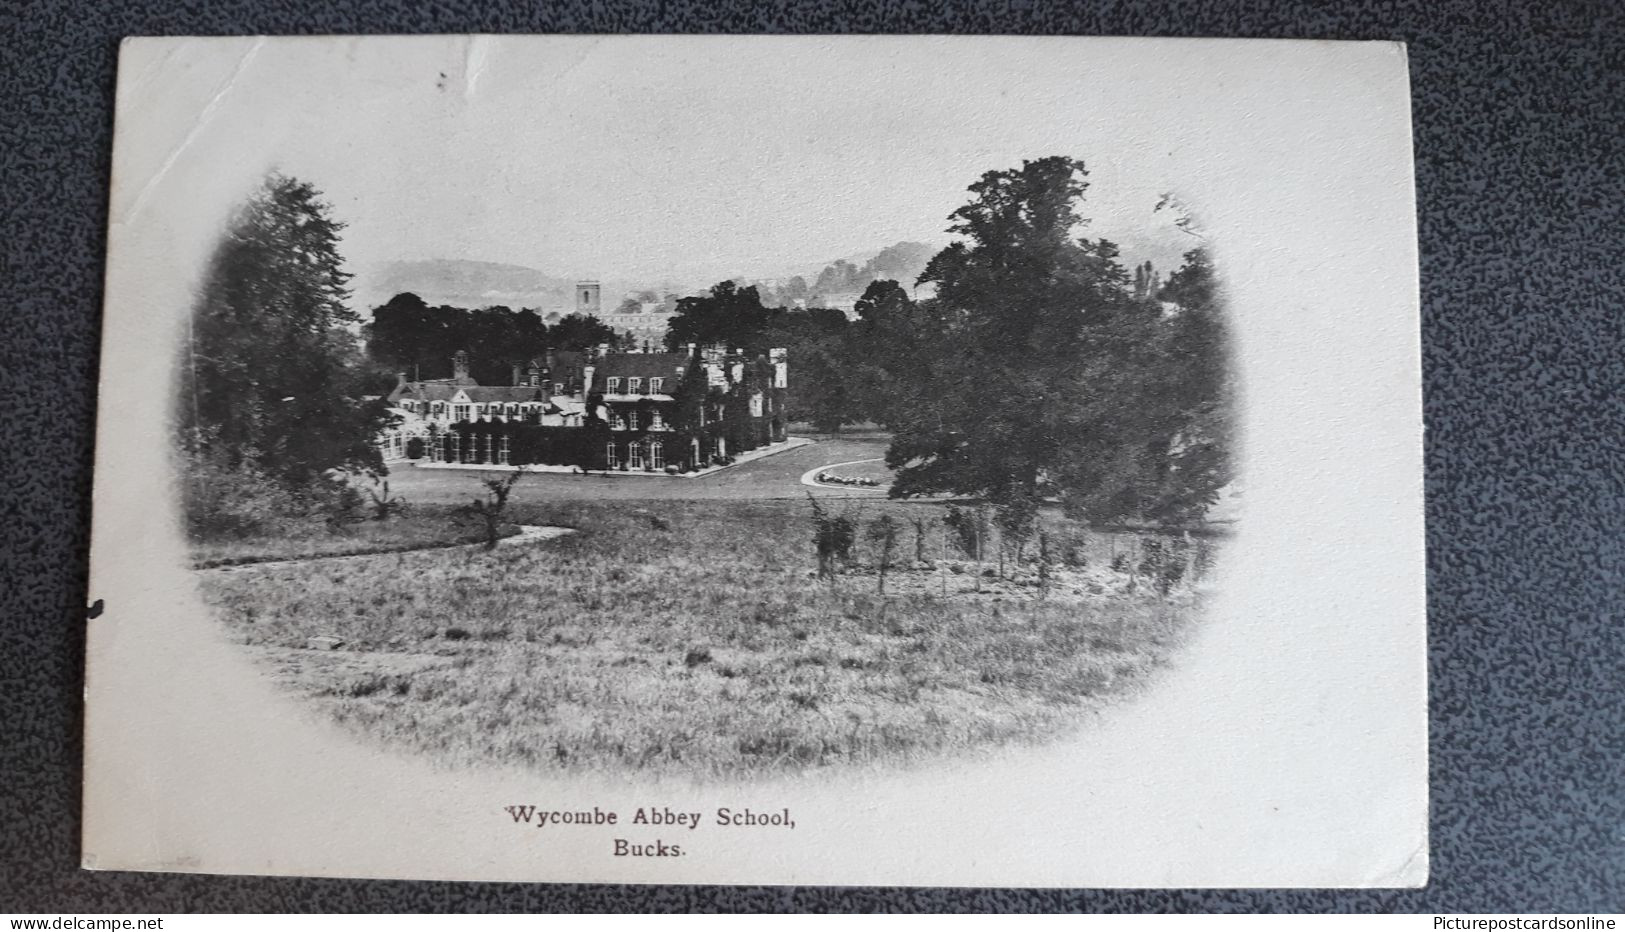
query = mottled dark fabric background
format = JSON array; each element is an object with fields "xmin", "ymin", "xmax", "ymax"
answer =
[{"xmin": 3, "ymin": 0, "xmax": 1621, "ymax": 913}]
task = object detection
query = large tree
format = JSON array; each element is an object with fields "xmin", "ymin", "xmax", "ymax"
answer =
[
  {"xmin": 548, "ymin": 311, "xmax": 620, "ymax": 352},
  {"xmin": 842, "ymin": 279, "xmax": 944, "ymax": 428},
  {"xmin": 664, "ymin": 280, "xmax": 771, "ymax": 351},
  {"xmin": 178, "ymin": 174, "xmax": 390, "ymax": 487},
  {"xmin": 367, "ymin": 296, "xmax": 550, "ymax": 381},
  {"xmin": 884, "ymin": 156, "xmax": 1233, "ymax": 525}
]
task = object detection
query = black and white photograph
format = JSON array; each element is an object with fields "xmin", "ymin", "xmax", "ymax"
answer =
[{"xmin": 83, "ymin": 35, "xmax": 1426, "ymax": 887}]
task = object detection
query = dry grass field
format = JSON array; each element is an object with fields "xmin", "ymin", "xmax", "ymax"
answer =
[{"xmin": 198, "ymin": 494, "xmax": 1216, "ymax": 780}]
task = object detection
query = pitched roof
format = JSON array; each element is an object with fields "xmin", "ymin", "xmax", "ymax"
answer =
[
  {"xmin": 463, "ymin": 386, "xmax": 552, "ymax": 403},
  {"xmin": 592, "ymin": 353, "xmax": 689, "ymax": 387},
  {"xmin": 394, "ymin": 382, "xmax": 549, "ymax": 404}
]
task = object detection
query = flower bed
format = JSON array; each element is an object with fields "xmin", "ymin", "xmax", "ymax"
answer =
[{"xmin": 814, "ymin": 471, "xmax": 883, "ymax": 488}]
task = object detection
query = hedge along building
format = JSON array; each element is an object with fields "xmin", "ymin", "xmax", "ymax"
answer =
[{"xmin": 379, "ymin": 344, "xmax": 789, "ymax": 472}]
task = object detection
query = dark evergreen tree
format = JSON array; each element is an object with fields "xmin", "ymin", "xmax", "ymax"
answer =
[{"xmin": 179, "ymin": 173, "xmax": 390, "ymax": 490}]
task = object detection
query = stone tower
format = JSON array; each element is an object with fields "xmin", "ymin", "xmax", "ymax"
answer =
[
  {"xmin": 451, "ymin": 349, "xmax": 474, "ymax": 386},
  {"xmin": 577, "ymin": 280, "xmax": 601, "ymax": 316}
]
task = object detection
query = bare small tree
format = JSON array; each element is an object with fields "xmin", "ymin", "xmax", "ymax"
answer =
[
  {"xmin": 867, "ymin": 515, "xmax": 900, "ymax": 594},
  {"xmin": 366, "ymin": 478, "xmax": 408, "ymax": 521},
  {"xmin": 944, "ymin": 505, "xmax": 990, "ymax": 592},
  {"xmin": 1037, "ymin": 530, "xmax": 1053, "ymax": 600},
  {"xmin": 462, "ymin": 470, "xmax": 523, "ymax": 550},
  {"xmin": 996, "ymin": 498, "xmax": 1038, "ymax": 579}
]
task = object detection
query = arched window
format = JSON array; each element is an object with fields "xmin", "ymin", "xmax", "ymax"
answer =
[
  {"xmin": 605, "ymin": 442, "xmax": 619, "ymax": 469},
  {"xmin": 628, "ymin": 442, "xmax": 645, "ymax": 470},
  {"xmin": 650, "ymin": 441, "xmax": 664, "ymax": 470}
]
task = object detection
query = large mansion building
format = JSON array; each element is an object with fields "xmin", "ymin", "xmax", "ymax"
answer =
[{"xmin": 379, "ymin": 344, "xmax": 788, "ymax": 473}]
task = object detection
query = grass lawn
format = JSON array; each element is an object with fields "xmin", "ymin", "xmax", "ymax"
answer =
[
  {"xmin": 199, "ymin": 496, "xmax": 1213, "ymax": 780},
  {"xmin": 189, "ymin": 508, "xmax": 516, "ymax": 568}
]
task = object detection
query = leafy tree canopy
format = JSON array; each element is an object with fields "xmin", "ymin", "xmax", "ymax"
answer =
[
  {"xmin": 884, "ymin": 156, "xmax": 1234, "ymax": 526},
  {"xmin": 664, "ymin": 280, "xmax": 771, "ymax": 351},
  {"xmin": 367, "ymin": 297, "xmax": 621, "ymax": 381}
]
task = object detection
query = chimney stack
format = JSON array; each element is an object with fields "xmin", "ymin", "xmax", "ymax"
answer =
[{"xmin": 452, "ymin": 350, "xmax": 472, "ymax": 385}]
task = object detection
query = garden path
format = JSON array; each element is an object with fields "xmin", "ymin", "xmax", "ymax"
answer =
[{"xmin": 197, "ymin": 525, "xmax": 575, "ymax": 574}]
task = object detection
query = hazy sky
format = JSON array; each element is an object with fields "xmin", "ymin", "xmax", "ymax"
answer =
[{"xmin": 126, "ymin": 36, "xmax": 1217, "ymax": 294}]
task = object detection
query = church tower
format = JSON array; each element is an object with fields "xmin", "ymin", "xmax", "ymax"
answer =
[{"xmin": 577, "ymin": 281, "xmax": 601, "ymax": 316}]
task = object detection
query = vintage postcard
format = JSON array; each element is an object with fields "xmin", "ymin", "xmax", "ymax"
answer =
[{"xmin": 83, "ymin": 35, "xmax": 1426, "ymax": 886}]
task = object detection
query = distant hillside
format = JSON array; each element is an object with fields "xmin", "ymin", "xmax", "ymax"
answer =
[
  {"xmin": 744, "ymin": 240, "xmax": 942, "ymax": 307},
  {"xmin": 813, "ymin": 240, "xmax": 938, "ymax": 293},
  {"xmin": 747, "ymin": 232, "xmax": 1197, "ymax": 308},
  {"xmin": 356, "ymin": 259, "xmax": 577, "ymax": 313},
  {"xmin": 355, "ymin": 229, "xmax": 1201, "ymax": 318}
]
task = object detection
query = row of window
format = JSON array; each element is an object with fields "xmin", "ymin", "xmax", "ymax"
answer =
[
  {"xmin": 605, "ymin": 440, "xmax": 666, "ymax": 471},
  {"xmin": 610, "ymin": 411, "xmax": 667, "ymax": 431},
  {"xmin": 419, "ymin": 434, "xmax": 670, "ymax": 471},
  {"xmin": 400, "ymin": 400, "xmax": 558, "ymax": 421},
  {"xmin": 431, "ymin": 434, "xmax": 513, "ymax": 466},
  {"xmin": 604, "ymin": 376, "xmax": 664, "ymax": 394}
]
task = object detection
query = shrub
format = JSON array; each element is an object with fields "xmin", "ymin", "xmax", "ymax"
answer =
[
  {"xmin": 180, "ymin": 449, "xmax": 301, "ymax": 539},
  {"xmin": 316, "ymin": 476, "xmax": 367, "ymax": 532},
  {"xmin": 808, "ymin": 494, "xmax": 860, "ymax": 579}
]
